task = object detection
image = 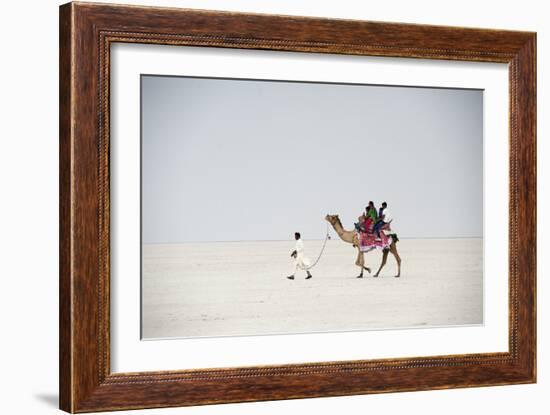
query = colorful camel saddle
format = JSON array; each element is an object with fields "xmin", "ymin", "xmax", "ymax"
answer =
[{"xmin": 356, "ymin": 231, "xmax": 393, "ymax": 253}]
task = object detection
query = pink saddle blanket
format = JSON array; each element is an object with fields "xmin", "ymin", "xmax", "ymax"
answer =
[{"xmin": 357, "ymin": 231, "xmax": 392, "ymax": 252}]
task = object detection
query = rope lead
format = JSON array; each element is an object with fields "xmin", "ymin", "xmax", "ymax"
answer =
[{"xmin": 306, "ymin": 222, "xmax": 331, "ymax": 270}]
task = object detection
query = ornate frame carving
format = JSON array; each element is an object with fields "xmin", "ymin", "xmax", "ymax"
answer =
[{"xmin": 60, "ymin": 2, "xmax": 536, "ymax": 412}]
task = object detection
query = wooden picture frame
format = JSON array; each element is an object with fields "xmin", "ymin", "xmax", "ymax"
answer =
[{"xmin": 59, "ymin": 2, "xmax": 536, "ymax": 412}]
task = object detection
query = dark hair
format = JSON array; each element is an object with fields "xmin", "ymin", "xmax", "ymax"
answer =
[
  {"xmin": 295, "ymin": 232, "xmax": 301, "ymax": 239},
  {"xmin": 368, "ymin": 201, "xmax": 374, "ymax": 206},
  {"xmin": 382, "ymin": 202, "xmax": 387, "ymax": 208}
]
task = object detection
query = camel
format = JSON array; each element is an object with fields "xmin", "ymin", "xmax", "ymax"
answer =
[{"xmin": 325, "ymin": 214, "xmax": 402, "ymax": 278}]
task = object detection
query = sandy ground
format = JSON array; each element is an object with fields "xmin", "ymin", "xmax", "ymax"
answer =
[{"xmin": 142, "ymin": 238, "xmax": 483, "ymax": 339}]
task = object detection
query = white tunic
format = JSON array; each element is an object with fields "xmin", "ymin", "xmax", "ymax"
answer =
[
  {"xmin": 293, "ymin": 239, "xmax": 311, "ymax": 271},
  {"xmin": 382, "ymin": 208, "xmax": 392, "ymax": 223}
]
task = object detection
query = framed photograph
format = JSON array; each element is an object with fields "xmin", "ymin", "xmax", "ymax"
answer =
[{"xmin": 59, "ymin": 2, "xmax": 536, "ymax": 412}]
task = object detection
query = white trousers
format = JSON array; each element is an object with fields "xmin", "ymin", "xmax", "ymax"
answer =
[{"xmin": 291, "ymin": 256, "xmax": 311, "ymax": 274}]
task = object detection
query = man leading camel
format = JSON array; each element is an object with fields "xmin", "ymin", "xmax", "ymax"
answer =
[{"xmin": 287, "ymin": 232, "xmax": 313, "ymax": 280}]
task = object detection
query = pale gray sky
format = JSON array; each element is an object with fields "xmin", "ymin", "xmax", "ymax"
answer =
[{"xmin": 141, "ymin": 75, "xmax": 482, "ymax": 243}]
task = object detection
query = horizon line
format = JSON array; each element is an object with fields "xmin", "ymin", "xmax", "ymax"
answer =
[{"xmin": 143, "ymin": 236, "xmax": 484, "ymax": 245}]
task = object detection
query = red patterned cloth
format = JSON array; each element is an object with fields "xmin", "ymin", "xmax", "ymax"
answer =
[
  {"xmin": 364, "ymin": 216, "xmax": 374, "ymax": 233},
  {"xmin": 357, "ymin": 230, "xmax": 392, "ymax": 252}
]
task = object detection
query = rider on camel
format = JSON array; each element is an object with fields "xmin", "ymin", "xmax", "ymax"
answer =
[
  {"xmin": 373, "ymin": 202, "xmax": 392, "ymax": 240},
  {"xmin": 355, "ymin": 201, "xmax": 378, "ymax": 233}
]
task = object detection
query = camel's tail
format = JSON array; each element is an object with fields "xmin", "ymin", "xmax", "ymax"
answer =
[{"xmin": 388, "ymin": 233, "xmax": 399, "ymax": 243}]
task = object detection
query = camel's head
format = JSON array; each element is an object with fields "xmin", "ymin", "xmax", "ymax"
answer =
[{"xmin": 325, "ymin": 214, "xmax": 339, "ymax": 225}]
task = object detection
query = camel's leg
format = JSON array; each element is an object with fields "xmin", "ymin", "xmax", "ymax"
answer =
[
  {"xmin": 360, "ymin": 252, "xmax": 371, "ymax": 274},
  {"xmin": 374, "ymin": 249, "xmax": 389, "ymax": 277},
  {"xmin": 355, "ymin": 249, "xmax": 365, "ymax": 278},
  {"xmin": 390, "ymin": 243, "xmax": 402, "ymax": 277}
]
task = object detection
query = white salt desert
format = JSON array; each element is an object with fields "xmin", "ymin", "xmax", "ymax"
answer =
[{"xmin": 141, "ymin": 238, "xmax": 483, "ymax": 339}]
